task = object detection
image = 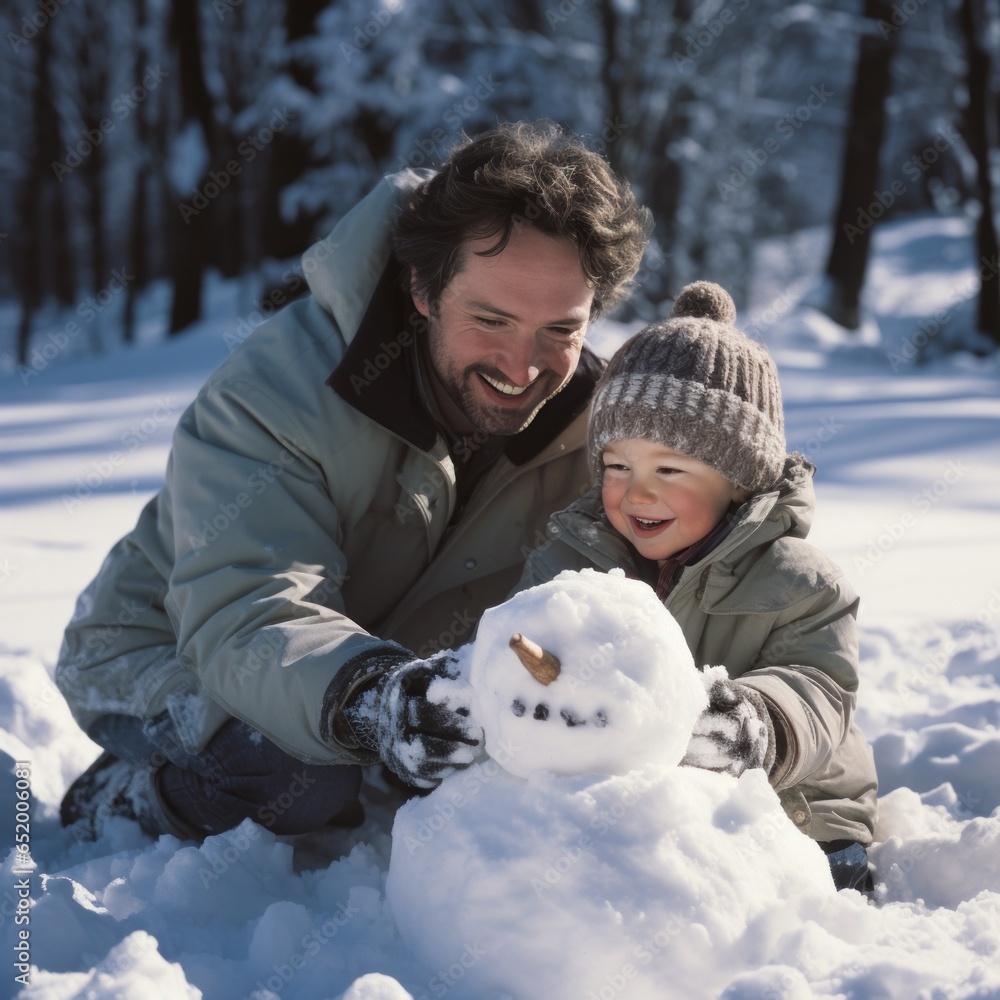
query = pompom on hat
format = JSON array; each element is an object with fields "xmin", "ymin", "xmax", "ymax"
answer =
[{"xmin": 588, "ymin": 281, "xmax": 787, "ymax": 494}]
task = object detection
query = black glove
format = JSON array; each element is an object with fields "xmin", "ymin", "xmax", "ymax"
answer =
[
  {"xmin": 681, "ymin": 668, "xmax": 776, "ymax": 778},
  {"xmin": 332, "ymin": 647, "xmax": 483, "ymax": 789}
]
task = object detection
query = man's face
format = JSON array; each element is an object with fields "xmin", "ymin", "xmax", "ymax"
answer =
[{"xmin": 413, "ymin": 225, "xmax": 594, "ymax": 436}]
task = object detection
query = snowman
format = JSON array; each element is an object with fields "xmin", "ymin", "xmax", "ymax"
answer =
[{"xmin": 386, "ymin": 569, "xmax": 835, "ymax": 1000}]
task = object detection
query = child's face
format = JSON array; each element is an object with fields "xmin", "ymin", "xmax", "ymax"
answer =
[{"xmin": 601, "ymin": 439, "xmax": 747, "ymax": 565}]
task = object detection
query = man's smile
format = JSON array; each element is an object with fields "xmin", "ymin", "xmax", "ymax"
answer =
[{"xmin": 477, "ymin": 371, "xmax": 538, "ymax": 399}]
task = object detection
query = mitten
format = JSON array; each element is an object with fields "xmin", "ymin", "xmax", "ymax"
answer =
[
  {"xmin": 681, "ymin": 666, "xmax": 776, "ymax": 778},
  {"xmin": 333, "ymin": 647, "xmax": 483, "ymax": 788}
]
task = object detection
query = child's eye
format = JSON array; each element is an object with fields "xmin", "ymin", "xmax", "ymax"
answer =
[
  {"xmin": 603, "ymin": 463, "xmax": 628, "ymax": 472},
  {"xmin": 657, "ymin": 467, "xmax": 680, "ymax": 475}
]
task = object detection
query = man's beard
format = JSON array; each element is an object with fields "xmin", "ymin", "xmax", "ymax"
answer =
[
  {"xmin": 437, "ymin": 355, "xmax": 582, "ymax": 437},
  {"xmin": 425, "ymin": 314, "xmax": 571, "ymax": 436}
]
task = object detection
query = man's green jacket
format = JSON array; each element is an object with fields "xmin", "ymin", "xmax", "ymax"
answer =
[{"xmin": 56, "ymin": 170, "xmax": 599, "ymax": 764}]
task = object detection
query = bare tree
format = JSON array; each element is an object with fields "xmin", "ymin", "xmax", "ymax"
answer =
[
  {"xmin": 12, "ymin": 24, "xmax": 77, "ymax": 366},
  {"xmin": 598, "ymin": 0, "xmax": 791, "ymax": 317},
  {"xmin": 166, "ymin": 0, "xmax": 214, "ymax": 334},
  {"xmin": 959, "ymin": 0, "xmax": 1000, "ymax": 347},
  {"xmin": 200, "ymin": 0, "xmax": 287, "ymax": 280},
  {"xmin": 822, "ymin": 1, "xmax": 900, "ymax": 330},
  {"xmin": 123, "ymin": 0, "xmax": 153, "ymax": 344},
  {"xmin": 51, "ymin": 0, "xmax": 131, "ymax": 350}
]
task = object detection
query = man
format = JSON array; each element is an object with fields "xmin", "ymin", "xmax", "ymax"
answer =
[{"xmin": 56, "ymin": 120, "xmax": 651, "ymax": 840}]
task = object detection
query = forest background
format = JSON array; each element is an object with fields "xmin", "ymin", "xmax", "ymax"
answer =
[{"xmin": 2, "ymin": 0, "xmax": 998, "ymax": 372}]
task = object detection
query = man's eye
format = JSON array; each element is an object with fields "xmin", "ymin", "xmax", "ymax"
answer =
[{"xmin": 477, "ymin": 316, "xmax": 504, "ymax": 328}]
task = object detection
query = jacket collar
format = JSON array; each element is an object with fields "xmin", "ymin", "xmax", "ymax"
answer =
[
  {"xmin": 326, "ymin": 260, "xmax": 603, "ymax": 466},
  {"xmin": 651, "ymin": 504, "xmax": 742, "ymax": 600},
  {"xmin": 302, "ymin": 168, "xmax": 435, "ymax": 343}
]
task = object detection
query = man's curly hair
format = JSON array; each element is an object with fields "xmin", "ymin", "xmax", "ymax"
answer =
[{"xmin": 392, "ymin": 120, "xmax": 652, "ymax": 319}]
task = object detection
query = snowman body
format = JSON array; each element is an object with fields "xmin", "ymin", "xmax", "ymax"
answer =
[{"xmin": 386, "ymin": 570, "xmax": 833, "ymax": 999}]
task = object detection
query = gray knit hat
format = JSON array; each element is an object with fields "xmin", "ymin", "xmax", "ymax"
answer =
[{"xmin": 588, "ymin": 281, "xmax": 786, "ymax": 494}]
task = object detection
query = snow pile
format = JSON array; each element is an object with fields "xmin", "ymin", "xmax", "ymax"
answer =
[
  {"xmin": 387, "ymin": 568, "xmax": 833, "ymax": 998},
  {"xmin": 467, "ymin": 568, "xmax": 708, "ymax": 777},
  {"xmin": 388, "ymin": 765, "xmax": 834, "ymax": 999}
]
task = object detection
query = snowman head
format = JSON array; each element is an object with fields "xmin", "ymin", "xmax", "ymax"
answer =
[{"xmin": 468, "ymin": 569, "xmax": 709, "ymax": 778}]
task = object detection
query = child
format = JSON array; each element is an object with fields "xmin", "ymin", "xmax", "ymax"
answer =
[{"xmin": 517, "ymin": 281, "xmax": 878, "ymax": 892}]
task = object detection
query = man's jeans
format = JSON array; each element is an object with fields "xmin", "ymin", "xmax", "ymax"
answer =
[
  {"xmin": 90, "ymin": 712, "xmax": 364, "ymax": 840},
  {"xmin": 822, "ymin": 839, "xmax": 875, "ymax": 893}
]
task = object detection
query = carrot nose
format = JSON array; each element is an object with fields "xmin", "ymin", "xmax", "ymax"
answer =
[{"xmin": 509, "ymin": 633, "xmax": 561, "ymax": 685}]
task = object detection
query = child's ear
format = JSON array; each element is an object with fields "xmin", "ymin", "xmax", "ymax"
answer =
[{"xmin": 731, "ymin": 484, "xmax": 752, "ymax": 504}]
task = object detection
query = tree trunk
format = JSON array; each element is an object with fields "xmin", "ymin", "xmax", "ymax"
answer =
[
  {"xmin": 83, "ymin": 147, "xmax": 107, "ymax": 353},
  {"xmin": 124, "ymin": 0, "xmax": 150, "ymax": 344},
  {"xmin": 599, "ymin": 0, "xmax": 696, "ymax": 316},
  {"xmin": 823, "ymin": 1, "xmax": 900, "ymax": 329},
  {"xmin": 167, "ymin": 0, "xmax": 213, "ymax": 335},
  {"xmin": 960, "ymin": 0, "xmax": 1000, "ymax": 345},
  {"xmin": 14, "ymin": 31, "xmax": 54, "ymax": 365}
]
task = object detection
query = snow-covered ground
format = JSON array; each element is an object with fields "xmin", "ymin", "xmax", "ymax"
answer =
[{"xmin": 1, "ymin": 214, "xmax": 999, "ymax": 999}]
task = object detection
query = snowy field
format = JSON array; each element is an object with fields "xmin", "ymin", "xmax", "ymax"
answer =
[{"xmin": 1, "ymin": 214, "xmax": 999, "ymax": 999}]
